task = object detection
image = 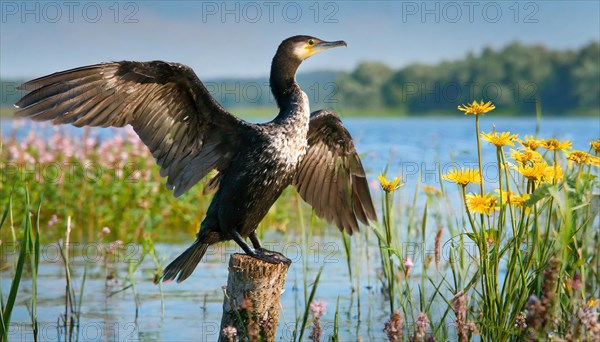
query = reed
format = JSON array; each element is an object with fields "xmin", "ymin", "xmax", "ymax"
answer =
[{"xmin": 1, "ymin": 188, "xmax": 34, "ymax": 341}]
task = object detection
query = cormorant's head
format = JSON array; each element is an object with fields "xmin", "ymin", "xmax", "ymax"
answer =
[
  {"xmin": 270, "ymin": 35, "xmax": 346, "ymax": 103},
  {"xmin": 278, "ymin": 35, "xmax": 347, "ymax": 62}
]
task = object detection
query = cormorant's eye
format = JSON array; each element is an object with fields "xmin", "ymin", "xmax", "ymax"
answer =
[{"xmin": 308, "ymin": 39, "xmax": 315, "ymax": 46}]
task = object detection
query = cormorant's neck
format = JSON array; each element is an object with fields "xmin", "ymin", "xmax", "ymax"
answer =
[{"xmin": 270, "ymin": 51, "xmax": 302, "ymax": 109}]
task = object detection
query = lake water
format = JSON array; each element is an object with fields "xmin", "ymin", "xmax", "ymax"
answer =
[
  {"xmin": 2, "ymin": 116, "xmax": 598, "ymax": 195},
  {"xmin": 1, "ymin": 116, "xmax": 599, "ymax": 341}
]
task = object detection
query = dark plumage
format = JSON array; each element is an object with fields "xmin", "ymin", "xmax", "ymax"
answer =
[{"xmin": 15, "ymin": 35, "xmax": 377, "ymax": 283}]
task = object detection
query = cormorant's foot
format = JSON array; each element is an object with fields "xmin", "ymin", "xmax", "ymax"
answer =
[{"xmin": 250, "ymin": 248, "xmax": 291, "ymax": 265}]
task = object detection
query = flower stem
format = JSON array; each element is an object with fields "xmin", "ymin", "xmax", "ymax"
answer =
[
  {"xmin": 383, "ymin": 191, "xmax": 395, "ymax": 315},
  {"xmin": 475, "ymin": 115, "xmax": 485, "ymax": 195}
]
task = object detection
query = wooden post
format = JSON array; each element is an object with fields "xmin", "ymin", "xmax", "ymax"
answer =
[{"xmin": 219, "ymin": 253, "xmax": 291, "ymax": 342}]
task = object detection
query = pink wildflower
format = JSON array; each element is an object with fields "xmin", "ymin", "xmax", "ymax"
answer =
[
  {"xmin": 404, "ymin": 257, "xmax": 414, "ymax": 276},
  {"xmin": 415, "ymin": 312, "xmax": 430, "ymax": 340},
  {"xmin": 309, "ymin": 300, "xmax": 326, "ymax": 342},
  {"xmin": 47, "ymin": 215, "xmax": 59, "ymax": 229},
  {"xmin": 222, "ymin": 326, "xmax": 237, "ymax": 342},
  {"xmin": 384, "ymin": 310, "xmax": 404, "ymax": 342}
]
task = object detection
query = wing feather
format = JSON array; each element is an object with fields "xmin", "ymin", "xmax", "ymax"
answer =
[
  {"xmin": 293, "ymin": 110, "xmax": 377, "ymax": 234},
  {"xmin": 15, "ymin": 61, "xmax": 253, "ymax": 196},
  {"xmin": 300, "ymin": 143, "xmax": 320, "ymax": 194}
]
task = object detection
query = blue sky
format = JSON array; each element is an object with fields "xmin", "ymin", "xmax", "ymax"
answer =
[{"xmin": 1, "ymin": 1, "xmax": 599, "ymax": 79}]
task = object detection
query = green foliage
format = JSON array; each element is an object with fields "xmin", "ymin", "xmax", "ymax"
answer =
[
  {"xmin": 1, "ymin": 99, "xmax": 598, "ymax": 340},
  {"xmin": 336, "ymin": 62, "xmax": 392, "ymax": 108},
  {"xmin": 336, "ymin": 42, "xmax": 600, "ymax": 115},
  {"xmin": 371, "ymin": 104, "xmax": 599, "ymax": 340},
  {"xmin": 296, "ymin": 265, "xmax": 324, "ymax": 342},
  {"xmin": 0, "ymin": 129, "xmax": 304, "ymax": 244},
  {"xmin": 1, "ymin": 189, "xmax": 40, "ymax": 341}
]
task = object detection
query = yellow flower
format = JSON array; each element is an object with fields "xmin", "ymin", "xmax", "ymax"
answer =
[
  {"xmin": 515, "ymin": 161, "xmax": 548, "ymax": 182},
  {"xmin": 543, "ymin": 164, "xmax": 563, "ymax": 183},
  {"xmin": 591, "ymin": 139, "xmax": 600, "ymax": 153},
  {"xmin": 567, "ymin": 151, "xmax": 587, "ymax": 163},
  {"xmin": 567, "ymin": 151, "xmax": 600, "ymax": 166},
  {"xmin": 378, "ymin": 174, "xmax": 404, "ymax": 193},
  {"xmin": 511, "ymin": 149, "xmax": 543, "ymax": 165},
  {"xmin": 567, "ymin": 150, "xmax": 600, "ymax": 166},
  {"xmin": 457, "ymin": 100, "xmax": 495, "ymax": 115},
  {"xmin": 442, "ymin": 168, "xmax": 482, "ymax": 186},
  {"xmin": 514, "ymin": 193, "xmax": 529, "ymax": 207},
  {"xmin": 466, "ymin": 193, "xmax": 497, "ymax": 215},
  {"xmin": 518, "ymin": 135, "xmax": 544, "ymax": 151},
  {"xmin": 495, "ymin": 190, "xmax": 529, "ymax": 207},
  {"xmin": 587, "ymin": 299, "xmax": 599, "ymax": 308},
  {"xmin": 422, "ymin": 185, "xmax": 442, "ymax": 196},
  {"xmin": 541, "ymin": 138, "xmax": 572, "ymax": 151},
  {"xmin": 481, "ymin": 131, "xmax": 518, "ymax": 147}
]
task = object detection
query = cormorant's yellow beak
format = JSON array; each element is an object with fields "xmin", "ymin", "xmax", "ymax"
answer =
[{"xmin": 298, "ymin": 39, "xmax": 347, "ymax": 60}]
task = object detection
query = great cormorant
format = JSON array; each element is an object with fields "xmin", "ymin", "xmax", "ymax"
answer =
[{"xmin": 15, "ymin": 35, "xmax": 377, "ymax": 283}]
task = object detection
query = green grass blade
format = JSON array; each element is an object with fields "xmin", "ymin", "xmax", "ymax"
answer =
[
  {"xmin": 29, "ymin": 194, "xmax": 42, "ymax": 340},
  {"xmin": 332, "ymin": 296, "xmax": 340, "ymax": 342},
  {"xmin": 0, "ymin": 190, "xmax": 13, "ymax": 232},
  {"xmin": 297, "ymin": 265, "xmax": 324, "ymax": 342},
  {"xmin": 2, "ymin": 193, "xmax": 32, "ymax": 340}
]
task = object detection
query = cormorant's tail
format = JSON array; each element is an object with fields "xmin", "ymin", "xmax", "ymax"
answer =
[{"xmin": 158, "ymin": 239, "xmax": 209, "ymax": 283}]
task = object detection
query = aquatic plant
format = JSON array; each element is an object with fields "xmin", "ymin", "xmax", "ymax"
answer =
[{"xmin": 1, "ymin": 99, "xmax": 598, "ymax": 340}]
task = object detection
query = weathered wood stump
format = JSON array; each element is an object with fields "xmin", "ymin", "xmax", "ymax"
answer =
[{"xmin": 219, "ymin": 253, "xmax": 291, "ymax": 342}]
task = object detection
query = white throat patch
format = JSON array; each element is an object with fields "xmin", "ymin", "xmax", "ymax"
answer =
[{"xmin": 292, "ymin": 43, "xmax": 314, "ymax": 60}]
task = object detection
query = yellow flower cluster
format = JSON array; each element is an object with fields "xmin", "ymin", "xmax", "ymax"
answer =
[
  {"xmin": 457, "ymin": 100, "xmax": 496, "ymax": 115},
  {"xmin": 568, "ymin": 150, "xmax": 600, "ymax": 166},
  {"xmin": 512, "ymin": 140, "xmax": 568, "ymax": 183},
  {"xmin": 378, "ymin": 174, "xmax": 404, "ymax": 193},
  {"xmin": 442, "ymin": 168, "xmax": 482, "ymax": 186},
  {"xmin": 515, "ymin": 162, "xmax": 548, "ymax": 182},
  {"xmin": 511, "ymin": 149, "xmax": 543, "ymax": 165},
  {"xmin": 541, "ymin": 138, "xmax": 572, "ymax": 151},
  {"xmin": 495, "ymin": 190, "xmax": 529, "ymax": 207},
  {"xmin": 514, "ymin": 161, "xmax": 563, "ymax": 183},
  {"xmin": 591, "ymin": 140, "xmax": 600, "ymax": 153},
  {"xmin": 519, "ymin": 136, "xmax": 544, "ymax": 150},
  {"xmin": 518, "ymin": 137, "xmax": 572, "ymax": 152},
  {"xmin": 545, "ymin": 164, "xmax": 564, "ymax": 183},
  {"xmin": 466, "ymin": 193, "xmax": 497, "ymax": 215},
  {"xmin": 481, "ymin": 131, "xmax": 518, "ymax": 147}
]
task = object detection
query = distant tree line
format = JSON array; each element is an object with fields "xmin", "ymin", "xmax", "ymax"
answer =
[
  {"xmin": 335, "ymin": 41, "xmax": 599, "ymax": 115},
  {"xmin": 1, "ymin": 42, "xmax": 597, "ymax": 116}
]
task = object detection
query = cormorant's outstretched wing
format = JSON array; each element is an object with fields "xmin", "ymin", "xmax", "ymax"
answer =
[
  {"xmin": 293, "ymin": 110, "xmax": 377, "ymax": 234},
  {"xmin": 15, "ymin": 61, "xmax": 252, "ymax": 197}
]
